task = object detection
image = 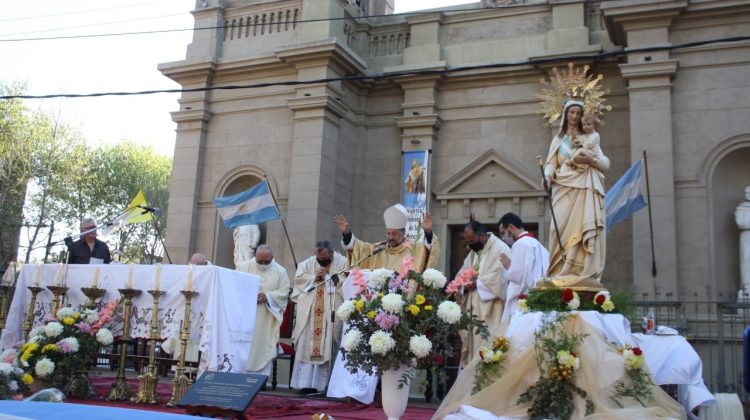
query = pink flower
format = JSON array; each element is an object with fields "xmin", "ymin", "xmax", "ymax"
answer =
[
  {"xmin": 74, "ymin": 322, "xmax": 92, "ymax": 334},
  {"xmin": 399, "ymin": 256, "xmax": 415, "ymax": 280},
  {"xmin": 352, "ymin": 269, "xmax": 367, "ymax": 294},
  {"xmin": 375, "ymin": 311, "xmax": 400, "ymax": 330},
  {"xmin": 446, "ymin": 268, "xmax": 477, "ymax": 293},
  {"xmin": 92, "ymin": 299, "xmax": 118, "ymax": 334}
]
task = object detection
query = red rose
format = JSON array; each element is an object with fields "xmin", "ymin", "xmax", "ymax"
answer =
[
  {"xmin": 433, "ymin": 354, "xmax": 445, "ymax": 365},
  {"xmin": 518, "ymin": 294, "xmax": 527, "ymax": 300},
  {"xmin": 632, "ymin": 347, "xmax": 642, "ymax": 356},
  {"xmin": 595, "ymin": 294, "xmax": 606, "ymax": 305},
  {"xmin": 562, "ymin": 288, "xmax": 574, "ymax": 302}
]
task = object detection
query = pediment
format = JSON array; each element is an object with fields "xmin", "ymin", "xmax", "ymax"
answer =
[{"xmin": 434, "ymin": 148, "xmax": 543, "ymax": 200}]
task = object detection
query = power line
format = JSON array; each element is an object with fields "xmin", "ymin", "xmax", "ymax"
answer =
[
  {"xmin": 3, "ymin": 35, "xmax": 748, "ymax": 101},
  {"xmin": 0, "ymin": 0, "xmax": 184, "ymax": 23},
  {"xmin": 0, "ymin": 13, "xmax": 187, "ymax": 38}
]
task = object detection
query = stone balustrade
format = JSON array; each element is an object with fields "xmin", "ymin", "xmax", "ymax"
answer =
[{"xmin": 223, "ymin": 3, "xmax": 302, "ymax": 41}]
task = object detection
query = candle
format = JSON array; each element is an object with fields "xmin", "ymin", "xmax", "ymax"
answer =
[
  {"xmin": 2, "ymin": 262, "xmax": 12, "ymax": 286},
  {"xmin": 153, "ymin": 265, "xmax": 162, "ymax": 291},
  {"xmin": 127, "ymin": 264, "xmax": 134, "ymax": 289},
  {"xmin": 186, "ymin": 264, "xmax": 193, "ymax": 291},
  {"xmin": 54, "ymin": 263, "xmax": 64, "ymax": 286},
  {"xmin": 33, "ymin": 263, "xmax": 42, "ymax": 287},
  {"xmin": 92, "ymin": 268, "xmax": 100, "ymax": 288}
]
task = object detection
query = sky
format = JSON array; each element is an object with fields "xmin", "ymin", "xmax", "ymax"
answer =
[{"xmin": 0, "ymin": 0, "xmax": 474, "ymax": 158}]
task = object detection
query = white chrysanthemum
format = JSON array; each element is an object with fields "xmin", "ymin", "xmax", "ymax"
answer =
[
  {"xmin": 557, "ymin": 350, "xmax": 580, "ymax": 370},
  {"xmin": 0, "ymin": 362, "xmax": 12, "ymax": 375},
  {"xmin": 421, "ymin": 269, "xmax": 447, "ymax": 289},
  {"xmin": 13, "ymin": 367, "xmax": 22, "ymax": 376},
  {"xmin": 381, "ymin": 293, "xmax": 405, "ymax": 313},
  {"xmin": 368, "ymin": 268, "xmax": 392, "ymax": 290},
  {"xmin": 58, "ymin": 337, "xmax": 80, "ymax": 353},
  {"xmin": 437, "ymin": 301, "xmax": 462, "ymax": 324},
  {"xmin": 82, "ymin": 309, "xmax": 99, "ymax": 324},
  {"xmin": 336, "ymin": 300, "xmax": 356, "ymax": 321},
  {"xmin": 9, "ymin": 380, "xmax": 18, "ymax": 392},
  {"xmin": 29, "ymin": 326, "xmax": 45, "ymax": 339},
  {"xmin": 44, "ymin": 322, "xmax": 64, "ymax": 338},
  {"xmin": 96, "ymin": 328, "xmax": 114, "ymax": 346},
  {"xmin": 34, "ymin": 358, "xmax": 55, "ymax": 377},
  {"xmin": 567, "ymin": 298, "xmax": 580, "ymax": 310},
  {"xmin": 369, "ymin": 331, "xmax": 396, "ymax": 355},
  {"xmin": 342, "ymin": 328, "xmax": 363, "ymax": 352},
  {"xmin": 56, "ymin": 307, "xmax": 76, "ymax": 320},
  {"xmin": 409, "ymin": 335, "xmax": 432, "ymax": 358}
]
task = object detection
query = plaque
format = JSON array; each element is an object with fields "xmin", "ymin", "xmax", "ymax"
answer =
[{"xmin": 178, "ymin": 371, "xmax": 267, "ymax": 418}]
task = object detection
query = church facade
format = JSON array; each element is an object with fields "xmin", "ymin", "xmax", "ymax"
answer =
[{"xmin": 160, "ymin": 0, "xmax": 750, "ymax": 300}]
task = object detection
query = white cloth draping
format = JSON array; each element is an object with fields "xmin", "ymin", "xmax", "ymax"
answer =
[
  {"xmin": 326, "ymin": 271, "xmax": 379, "ymax": 404},
  {"xmin": 0, "ymin": 264, "xmax": 259, "ymax": 375},
  {"xmin": 633, "ymin": 333, "xmax": 716, "ymax": 412}
]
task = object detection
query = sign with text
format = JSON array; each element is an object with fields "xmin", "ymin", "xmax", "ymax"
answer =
[
  {"xmin": 178, "ymin": 371, "xmax": 267, "ymax": 413},
  {"xmin": 401, "ymin": 150, "xmax": 430, "ymax": 240}
]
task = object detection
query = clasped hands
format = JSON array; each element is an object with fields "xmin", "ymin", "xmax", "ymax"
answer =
[{"xmin": 257, "ymin": 292, "xmax": 268, "ymax": 304}]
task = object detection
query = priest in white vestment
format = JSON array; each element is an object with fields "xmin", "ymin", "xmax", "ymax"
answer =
[
  {"xmin": 456, "ymin": 221, "xmax": 511, "ymax": 368},
  {"xmin": 237, "ymin": 244, "xmax": 290, "ymax": 376},
  {"xmin": 334, "ymin": 203, "xmax": 439, "ymax": 272},
  {"xmin": 290, "ymin": 240, "xmax": 348, "ymax": 393},
  {"xmin": 498, "ymin": 212, "xmax": 550, "ymax": 323}
]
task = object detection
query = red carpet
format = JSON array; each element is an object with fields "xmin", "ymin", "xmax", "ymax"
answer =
[{"xmin": 75, "ymin": 376, "xmax": 435, "ymax": 419}]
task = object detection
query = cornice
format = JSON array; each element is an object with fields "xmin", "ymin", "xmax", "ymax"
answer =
[{"xmin": 600, "ymin": 0, "xmax": 687, "ymax": 46}]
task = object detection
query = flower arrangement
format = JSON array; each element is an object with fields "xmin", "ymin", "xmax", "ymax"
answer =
[
  {"xmin": 611, "ymin": 345, "xmax": 654, "ymax": 407},
  {"xmin": 518, "ymin": 313, "xmax": 594, "ymax": 420},
  {"xmin": 0, "ymin": 349, "xmax": 30, "ymax": 400},
  {"xmin": 338, "ymin": 265, "xmax": 488, "ymax": 385},
  {"xmin": 472, "ymin": 336, "xmax": 510, "ymax": 394},
  {"xmin": 522, "ymin": 283, "xmax": 631, "ymax": 315},
  {"xmin": 16, "ymin": 301, "xmax": 118, "ymax": 398},
  {"xmin": 518, "ymin": 294, "xmax": 529, "ymax": 313}
]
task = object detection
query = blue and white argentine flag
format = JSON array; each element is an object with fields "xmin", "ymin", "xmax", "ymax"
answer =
[
  {"xmin": 213, "ymin": 180, "xmax": 280, "ymax": 229},
  {"xmin": 604, "ymin": 158, "xmax": 648, "ymax": 233}
]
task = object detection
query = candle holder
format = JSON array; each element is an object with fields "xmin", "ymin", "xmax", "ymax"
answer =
[
  {"xmin": 80, "ymin": 287, "xmax": 107, "ymax": 309},
  {"xmin": 22, "ymin": 286, "xmax": 44, "ymax": 341},
  {"xmin": 108, "ymin": 288, "xmax": 142, "ymax": 401},
  {"xmin": 167, "ymin": 290, "xmax": 199, "ymax": 407},
  {"xmin": 132, "ymin": 289, "xmax": 165, "ymax": 404},
  {"xmin": 0, "ymin": 285, "xmax": 15, "ymax": 331},
  {"xmin": 46, "ymin": 285, "xmax": 69, "ymax": 318}
]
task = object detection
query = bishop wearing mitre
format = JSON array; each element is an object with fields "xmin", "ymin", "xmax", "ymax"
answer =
[{"xmin": 334, "ymin": 204, "xmax": 439, "ymax": 272}]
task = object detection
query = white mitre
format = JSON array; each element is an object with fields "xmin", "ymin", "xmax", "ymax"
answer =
[{"xmin": 384, "ymin": 204, "xmax": 408, "ymax": 229}]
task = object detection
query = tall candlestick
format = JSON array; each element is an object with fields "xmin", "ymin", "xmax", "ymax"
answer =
[
  {"xmin": 92, "ymin": 268, "xmax": 100, "ymax": 288},
  {"xmin": 33, "ymin": 263, "xmax": 42, "ymax": 287},
  {"xmin": 2, "ymin": 262, "xmax": 14, "ymax": 286},
  {"xmin": 153, "ymin": 265, "xmax": 162, "ymax": 291},
  {"xmin": 127, "ymin": 265, "xmax": 134, "ymax": 289},
  {"xmin": 186, "ymin": 265, "xmax": 193, "ymax": 292},
  {"xmin": 54, "ymin": 263, "xmax": 64, "ymax": 286}
]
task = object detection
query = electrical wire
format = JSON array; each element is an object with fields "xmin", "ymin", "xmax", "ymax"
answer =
[
  {"xmin": 0, "ymin": 0, "xmax": 185, "ymax": 23},
  {"xmin": 2, "ymin": 35, "xmax": 748, "ymax": 100}
]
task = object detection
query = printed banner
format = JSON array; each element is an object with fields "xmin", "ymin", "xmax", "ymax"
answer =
[{"xmin": 401, "ymin": 150, "xmax": 429, "ymax": 240}]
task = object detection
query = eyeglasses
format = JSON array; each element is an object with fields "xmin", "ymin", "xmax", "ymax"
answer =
[{"xmin": 256, "ymin": 259, "xmax": 272, "ymax": 265}]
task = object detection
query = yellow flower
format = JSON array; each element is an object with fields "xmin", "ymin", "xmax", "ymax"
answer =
[
  {"xmin": 408, "ymin": 304, "xmax": 420, "ymax": 316},
  {"xmin": 601, "ymin": 299, "xmax": 615, "ymax": 312},
  {"xmin": 367, "ymin": 310, "xmax": 377, "ymax": 319},
  {"xmin": 62, "ymin": 317, "xmax": 75, "ymax": 326},
  {"xmin": 377, "ymin": 292, "xmax": 384, "ymax": 298},
  {"xmin": 424, "ymin": 305, "xmax": 433, "ymax": 311},
  {"xmin": 492, "ymin": 336, "xmax": 509, "ymax": 352},
  {"xmin": 74, "ymin": 312, "xmax": 81, "ymax": 319},
  {"xmin": 415, "ymin": 295, "xmax": 426, "ymax": 305},
  {"xmin": 354, "ymin": 300, "xmax": 365, "ymax": 312},
  {"xmin": 42, "ymin": 344, "xmax": 58, "ymax": 353},
  {"xmin": 21, "ymin": 343, "xmax": 39, "ymax": 362},
  {"xmin": 21, "ymin": 373, "xmax": 34, "ymax": 385}
]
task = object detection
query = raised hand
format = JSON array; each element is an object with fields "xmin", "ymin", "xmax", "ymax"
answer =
[
  {"xmin": 422, "ymin": 211, "xmax": 433, "ymax": 235},
  {"xmin": 334, "ymin": 214, "xmax": 350, "ymax": 235}
]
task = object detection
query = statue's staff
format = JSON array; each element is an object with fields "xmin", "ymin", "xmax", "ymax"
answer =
[{"xmin": 537, "ymin": 156, "xmax": 565, "ymax": 260}]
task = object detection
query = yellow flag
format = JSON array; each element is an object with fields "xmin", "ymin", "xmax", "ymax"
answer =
[{"xmin": 116, "ymin": 190, "xmax": 154, "ymax": 225}]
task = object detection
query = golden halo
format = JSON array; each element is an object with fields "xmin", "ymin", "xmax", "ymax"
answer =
[{"xmin": 537, "ymin": 63, "xmax": 612, "ymax": 127}]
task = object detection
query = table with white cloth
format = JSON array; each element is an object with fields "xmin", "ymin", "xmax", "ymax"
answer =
[
  {"xmin": 0, "ymin": 264, "xmax": 259, "ymax": 374},
  {"xmin": 633, "ymin": 332, "xmax": 716, "ymax": 413},
  {"xmin": 326, "ymin": 271, "xmax": 379, "ymax": 404}
]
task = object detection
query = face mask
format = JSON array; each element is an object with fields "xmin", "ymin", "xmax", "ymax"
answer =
[
  {"xmin": 256, "ymin": 261, "xmax": 271, "ymax": 271},
  {"xmin": 317, "ymin": 258, "xmax": 332, "ymax": 267},
  {"xmin": 468, "ymin": 241, "xmax": 484, "ymax": 253}
]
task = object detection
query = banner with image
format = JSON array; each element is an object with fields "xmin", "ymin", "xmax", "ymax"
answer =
[{"xmin": 401, "ymin": 150, "xmax": 429, "ymax": 240}]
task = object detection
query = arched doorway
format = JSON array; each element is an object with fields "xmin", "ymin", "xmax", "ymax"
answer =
[
  {"xmin": 711, "ymin": 146, "xmax": 750, "ymax": 297},
  {"xmin": 214, "ymin": 174, "xmax": 268, "ymax": 268}
]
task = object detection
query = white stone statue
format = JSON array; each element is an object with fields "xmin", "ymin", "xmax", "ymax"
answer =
[
  {"xmin": 735, "ymin": 186, "xmax": 750, "ymax": 299},
  {"xmin": 233, "ymin": 224, "xmax": 261, "ymax": 269}
]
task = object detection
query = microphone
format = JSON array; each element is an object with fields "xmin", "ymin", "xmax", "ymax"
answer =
[
  {"xmin": 138, "ymin": 205, "xmax": 160, "ymax": 215},
  {"xmin": 372, "ymin": 242, "xmax": 387, "ymax": 255}
]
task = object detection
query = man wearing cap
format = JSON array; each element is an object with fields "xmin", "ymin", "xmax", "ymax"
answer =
[
  {"xmin": 237, "ymin": 244, "xmax": 291, "ymax": 377},
  {"xmin": 334, "ymin": 204, "xmax": 439, "ymax": 272}
]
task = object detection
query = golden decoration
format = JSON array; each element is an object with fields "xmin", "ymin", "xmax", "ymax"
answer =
[{"xmin": 537, "ymin": 63, "xmax": 612, "ymax": 127}]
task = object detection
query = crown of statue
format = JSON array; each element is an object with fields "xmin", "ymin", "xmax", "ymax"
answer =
[{"xmin": 537, "ymin": 63, "xmax": 612, "ymax": 127}]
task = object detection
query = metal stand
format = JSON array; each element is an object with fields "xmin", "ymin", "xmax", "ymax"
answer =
[
  {"xmin": 132, "ymin": 289, "xmax": 165, "ymax": 404},
  {"xmin": 108, "ymin": 288, "xmax": 142, "ymax": 401},
  {"xmin": 0, "ymin": 285, "xmax": 15, "ymax": 331},
  {"xmin": 22, "ymin": 286, "xmax": 44, "ymax": 341},
  {"xmin": 167, "ymin": 290, "xmax": 199, "ymax": 407},
  {"xmin": 46, "ymin": 285, "xmax": 69, "ymax": 316},
  {"xmin": 81, "ymin": 287, "xmax": 107, "ymax": 309}
]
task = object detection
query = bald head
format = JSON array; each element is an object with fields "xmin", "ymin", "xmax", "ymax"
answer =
[
  {"xmin": 255, "ymin": 244, "xmax": 273, "ymax": 265},
  {"xmin": 190, "ymin": 253, "xmax": 208, "ymax": 265}
]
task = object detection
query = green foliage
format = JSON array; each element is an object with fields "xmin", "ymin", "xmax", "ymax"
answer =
[
  {"xmin": 525, "ymin": 283, "xmax": 633, "ymax": 316},
  {"xmin": 611, "ymin": 360, "xmax": 655, "ymax": 408}
]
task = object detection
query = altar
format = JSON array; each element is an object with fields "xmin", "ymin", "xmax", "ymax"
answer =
[{"xmin": 0, "ymin": 264, "xmax": 259, "ymax": 374}]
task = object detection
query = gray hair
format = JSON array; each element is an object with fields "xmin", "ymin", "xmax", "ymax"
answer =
[
  {"xmin": 256, "ymin": 244, "xmax": 273, "ymax": 256},
  {"xmin": 80, "ymin": 217, "xmax": 97, "ymax": 229}
]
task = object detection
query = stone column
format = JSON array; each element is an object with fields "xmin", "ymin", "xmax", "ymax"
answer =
[
  {"xmin": 602, "ymin": 0, "xmax": 686, "ymax": 296},
  {"xmin": 736, "ymin": 186, "xmax": 750, "ymax": 300}
]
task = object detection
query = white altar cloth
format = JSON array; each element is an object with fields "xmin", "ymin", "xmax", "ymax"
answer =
[{"xmin": 0, "ymin": 264, "xmax": 259, "ymax": 374}]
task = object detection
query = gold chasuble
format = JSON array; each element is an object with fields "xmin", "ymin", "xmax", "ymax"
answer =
[{"xmin": 348, "ymin": 235, "xmax": 440, "ymax": 272}]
